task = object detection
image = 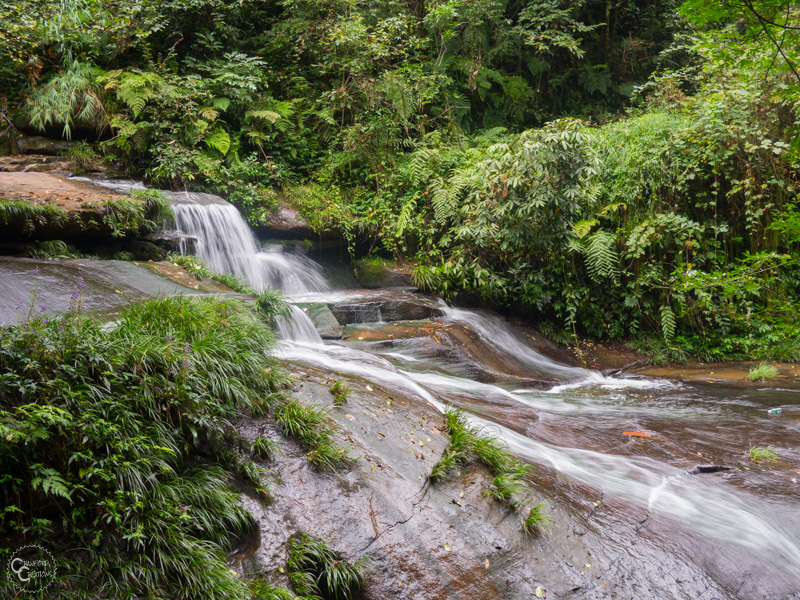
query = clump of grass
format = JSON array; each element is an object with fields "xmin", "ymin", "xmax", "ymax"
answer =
[
  {"xmin": 113, "ymin": 250, "xmax": 135, "ymax": 261},
  {"xmin": 276, "ymin": 399, "xmax": 353, "ymax": 471},
  {"xmin": 167, "ymin": 252, "xmax": 255, "ymax": 293},
  {"xmin": 0, "ymin": 295, "xmax": 281, "ymax": 598},
  {"xmin": 249, "ymin": 579, "xmax": 300, "ymax": 599},
  {"xmin": 257, "ymin": 289, "xmax": 290, "ymax": 322},
  {"xmin": 28, "ymin": 239, "xmax": 80, "ymax": 259},
  {"xmin": 522, "ymin": 502, "xmax": 551, "ymax": 535},
  {"xmin": 287, "ymin": 533, "xmax": 369, "ymax": 600},
  {"xmin": 0, "ymin": 200, "xmax": 69, "ymax": 232},
  {"xmin": 130, "ymin": 188, "xmax": 174, "ymax": 227},
  {"xmin": 747, "ymin": 362, "xmax": 779, "ymax": 381},
  {"xmin": 252, "ymin": 436, "xmax": 279, "ymax": 460},
  {"xmin": 430, "ymin": 407, "xmax": 549, "ymax": 535},
  {"xmin": 749, "ymin": 445, "xmax": 777, "ymax": 462},
  {"xmin": 330, "ymin": 380, "xmax": 351, "ymax": 406}
]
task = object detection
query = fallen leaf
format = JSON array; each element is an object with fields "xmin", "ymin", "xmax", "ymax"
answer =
[
  {"xmin": 535, "ymin": 585, "xmax": 545, "ymax": 597},
  {"xmin": 623, "ymin": 432, "xmax": 650, "ymax": 437},
  {"xmin": 444, "ymin": 542, "xmax": 450, "ymax": 552},
  {"xmin": 584, "ymin": 563, "xmax": 592, "ymax": 568},
  {"xmin": 484, "ymin": 559, "xmax": 489, "ymax": 570}
]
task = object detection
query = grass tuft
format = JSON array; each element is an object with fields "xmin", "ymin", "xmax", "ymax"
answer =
[
  {"xmin": 287, "ymin": 533, "xmax": 369, "ymax": 600},
  {"xmin": 747, "ymin": 362, "xmax": 779, "ymax": 381},
  {"xmin": 430, "ymin": 407, "xmax": 549, "ymax": 535},
  {"xmin": 0, "ymin": 200, "xmax": 69, "ymax": 232},
  {"xmin": 522, "ymin": 502, "xmax": 551, "ymax": 535},
  {"xmin": 167, "ymin": 252, "xmax": 255, "ymax": 294},
  {"xmin": 276, "ymin": 400, "xmax": 353, "ymax": 471},
  {"xmin": 749, "ymin": 445, "xmax": 777, "ymax": 462},
  {"xmin": 329, "ymin": 380, "xmax": 351, "ymax": 406}
]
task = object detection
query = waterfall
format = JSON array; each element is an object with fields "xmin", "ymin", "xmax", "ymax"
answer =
[
  {"xmin": 275, "ymin": 305, "xmax": 323, "ymax": 344},
  {"xmin": 170, "ymin": 192, "xmax": 328, "ymax": 295},
  {"xmin": 168, "ymin": 192, "xmax": 325, "ymax": 342}
]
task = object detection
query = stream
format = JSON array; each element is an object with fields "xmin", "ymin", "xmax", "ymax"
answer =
[
  {"xmin": 172, "ymin": 192, "xmax": 800, "ymax": 599},
  {"xmin": 2, "ymin": 186, "xmax": 798, "ymax": 599}
]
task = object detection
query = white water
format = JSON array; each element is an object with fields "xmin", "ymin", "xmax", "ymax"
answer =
[
  {"xmin": 172, "ymin": 196, "xmax": 800, "ymax": 584},
  {"xmin": 277, "ymin": 338, "xmax": 800, "ymax": 576},
  {"xmin": 171, "ymin": 192, "xmax": 328, "ymax": 295}
]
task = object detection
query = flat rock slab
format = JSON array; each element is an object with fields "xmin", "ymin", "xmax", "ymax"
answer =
[
  {"xmin": 0, "ymin": 257, "xmax": 210, "ymax": 325},
  {"xmin": 0, "ymin": 171, "xmax": 123, "ymax": 211},
  {"xmin": 328, "ymin": 293, "xmax": 445, "ymax": 325}
]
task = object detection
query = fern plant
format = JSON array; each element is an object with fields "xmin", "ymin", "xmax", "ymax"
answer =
[{"xmin": 27, "ymin": 60, "xmax": 106, "ymax": 139}]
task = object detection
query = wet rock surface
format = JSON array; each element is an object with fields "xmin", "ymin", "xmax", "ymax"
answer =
[
  {"xmin": 234, "ymin": 363, "xmax": 767, "ymax": 600},
  {"xmin": 0, "ymin": 256, "xmax": 213, "ymax": 324},
  {"xmin": 295, "ymin": 302, "xmax": 343, "ymax": 339},
  {"xmin": 328, "ymin": 293, "xmax": 446, "ymax": 325},
  {"xmin": 263, "ymin": 202, "xmax": 315, "ymax": 239}
]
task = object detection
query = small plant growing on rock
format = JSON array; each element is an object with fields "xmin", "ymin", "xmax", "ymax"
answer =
[
  {"xmin": 287, "ymin": 533, "xmax": 369, "ymax": 600},
  {"xmin": 330, "ymin": 380, "xmax": 351, "ymax": 405},
  {"xmin": 749, "ymin": 445, "xmax": 777, "ymax": 463},
  {"xmin": 522, "ymin": 502, "xmax": 551, "ymax": 535},
  {"xmin": 276, "ymin": 399, "xmax": 353, "ymax": 471},
  {"xmin": 747, "ymin": 362, "xmax": 779, "ymax": 381},
  {"xmin": 252, "ymin": 436, "xmax": 278, "ymax": 460},
  {"xmin": 431, "ymin": 407, "xmax": 549, "ymax": 537}
]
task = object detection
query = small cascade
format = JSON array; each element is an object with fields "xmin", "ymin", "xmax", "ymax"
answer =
[
  {"xmin": 169, "ymin": 192, "xmax": 327, "ymax": 295},
  {"xmin": 275, "ymin": 305, "xmax": 323, "ymax": 344},
  {"xmin": 443, "ymin": 307, "xmax": 585, "ymax": 380}
]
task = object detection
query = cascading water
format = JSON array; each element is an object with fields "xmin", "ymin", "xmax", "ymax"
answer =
[
  {"xmin": 170, "ymin": 192, "xmax": 328, "ymax": 295},
  {"xmin": 164, "ymin": 189, "xmax": 800, "ymax": 596}
]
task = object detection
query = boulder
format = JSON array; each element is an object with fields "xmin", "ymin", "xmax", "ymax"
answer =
[
  {"xmin": 295, "ymin": 302, "xmax": 343, "ymax": 339},
  {"xmin": 16, "ymin": 135, "xmax": 74, "ymax": 156},
  {"xmin": 264, "ymin": 202, "xmax": 315, "ymax": 239},
  {"xmin": 328, "ymin": 295, "xmax": 445, "ymax": 325}
]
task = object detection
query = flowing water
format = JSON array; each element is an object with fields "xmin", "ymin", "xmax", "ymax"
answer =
[{"xmin": 170, "ymin": 195, "xmax": 800, "ymax": 598}]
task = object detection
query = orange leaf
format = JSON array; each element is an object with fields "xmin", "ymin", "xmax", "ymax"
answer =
[{"xmin": 623, "ymin": 431, "xmax": 651, "ymax": 437}]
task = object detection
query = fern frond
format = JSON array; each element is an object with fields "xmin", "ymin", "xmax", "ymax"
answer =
[
  {"xmin": 204, "ymin": 129, "xmax": 231, "ymax": 155},
  {"xmin": 582, "ymin": 230, "xmax": 619, "ymax": 283},
  {"xmin": 573, "ymin": 218, "xmax": 599, "ymax": 239},
  {"xmin": 660, "ymin": 304, "xmax": 676, "ymax": 341}
]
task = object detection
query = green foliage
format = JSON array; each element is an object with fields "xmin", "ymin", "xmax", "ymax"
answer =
[
  {"xmin": 167, "ymin": 252, "xmax": 254, "ymax": 293},
  {"xmin": 28, "ymin": 240, "xmax": 80, "ymax": 259},
  {"xmin": 287, "ymin": 533, "xmax": 368, "ymax": 600},
  {"xmin": 276, "ymin": 400, "xmax": 353, "ymax": 471},
  {"xmin": 329, "ymin": 380, "xmax": 351, "ymax": 406},
  {"xmin": 749, "ymin": 445, "xmax": 778, "ymax": 462},
  {"xmin": 26, "ymin": 60, "xmax": 106, "ymax": 139},
  {"xmin": 522, "ymin": 502, "xmax": 551, "ymax": 535},
  {"xmin": 747, "ymin": 362, "xmax": 779, "ymax": 381},
  {"xmin": 430, "ymin": 407, "xmax": 545, "ymax": 532},
  {"xmin": 0, "ymin": 295, "xmax": 284, "ymax": 598},
  {"xmin": 257, "ymin": 289, "xmax": 291, "ymax": 323},
  {"xmin": 0, "ymin": 200, "xmax": 68, "ymax": 232},
  {"xmin": 252, "ymin": 436, "xmax": 279, "ymax": 460}
]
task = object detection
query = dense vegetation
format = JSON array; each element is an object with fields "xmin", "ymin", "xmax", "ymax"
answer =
[
  {"xmin": 1, "ymin": 0, "xmax": 799, "ymax": 359},
  {"xmin": 0, "ymin": 289, "xmax": 358, "ymax": 599}
]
